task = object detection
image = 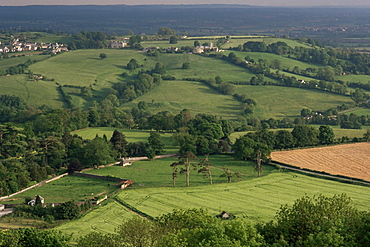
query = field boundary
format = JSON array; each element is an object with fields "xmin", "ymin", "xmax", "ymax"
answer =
[
  {"xmin": 0, "ymin": 173, "xmax": 68, "ymax": 201},
  {"xmin": 272, "ymin": 161, "xmax": 370, "ymax": 187}
]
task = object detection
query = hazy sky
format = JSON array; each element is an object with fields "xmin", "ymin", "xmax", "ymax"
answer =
[{"xmin": 1, "ymin": 0, "xmax": 370, "ymax": 7}]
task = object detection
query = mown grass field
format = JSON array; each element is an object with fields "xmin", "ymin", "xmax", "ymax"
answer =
[
  {"xmin": 55, "ymin": 171, "xmax": 370, "ymax": 239},
  {"xmin": 116, "ymin": 172, "xmax": 370, "ymax": 223},
  {"xmin": 83, "ymin": 155, "xmax": 275, "ymax": 188},
  {"xmin": 0, "ymin": 175, "xmax": 117, "ymax": 205},
  {"xmin": 234, "ymin": 85, "xmax": 353, "ymax": 119},
  {"xmin": 55, "ymin": 200, "xmax": 138, "ymax": 242},
  {"xmin": 272, "ymin": 142, "xmax": 370, "ymax": 181}
]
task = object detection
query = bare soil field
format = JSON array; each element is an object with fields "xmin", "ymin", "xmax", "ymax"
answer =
[{"xmin": 272, "ymin": 142, "xmax": 370, "ymax": 181}]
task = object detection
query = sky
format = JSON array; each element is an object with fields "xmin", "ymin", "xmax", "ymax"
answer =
[{"xmin": 1, "ymin": 0, "xmax": 370, "ymax": 7}]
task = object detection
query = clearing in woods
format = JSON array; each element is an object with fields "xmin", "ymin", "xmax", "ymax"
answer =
[{"xmin": 271, "ymin": 142, "xmax": 370, "ymax": 181}]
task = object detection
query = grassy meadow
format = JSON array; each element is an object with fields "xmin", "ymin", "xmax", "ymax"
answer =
[
  {"xmin": 0, "ymin": 54, "xmax": 49, "ymax": 70},
  {"xmin": 122, "ymin": 80, "xmax": 242, "ymax": 119},
  {"xmin": 0, "ymin": 74, "xmax": 64, "ymax": 108},
  {"xmin": 117, "ymin": 172, "xmax": 370, "ymax": 222},
  {"xmin": 0, "ymin": 175, "xmax": 117, "ymax": 205},
  {"xmin": 55, "ymin": 200, "xmax": 137, "ymax": 241},
  {"xmin": 82, "ymin": 154, "xmax": 276, "ymax": 188},
  {"xmin": 72, "ymin": 127, "xmax": 178, "ymax": 153},
  {"xmin": 55, "ymin": 171, "xmax": 370, "ymax": 239},
  {"xmin": 234, "ymin": 85, "xmax": 353, "ymax": 119}
]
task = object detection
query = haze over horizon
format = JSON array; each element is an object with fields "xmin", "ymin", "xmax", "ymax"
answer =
[{"xmin": 1, "ymin": 0, "xmax": 370, "ymax": 7}]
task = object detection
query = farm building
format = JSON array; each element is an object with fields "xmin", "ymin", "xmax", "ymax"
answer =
[
  {"xmin": 28, "ymin": 195, "xmax": 45, "ymax": 206},
  {"xmin": 109, "ymin": 40, "xmax": 127, "ymax": 48}
]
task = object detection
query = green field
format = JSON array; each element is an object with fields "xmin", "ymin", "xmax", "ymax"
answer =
[
  {"xmin": 72, "ymin": 127, "xmax": 178, "ymax": 153},
  {"xmin": 337, "ymin": 74, "xmax": 370, "ymax": 84},
  {"xmin": 155, "ymin": 53, "xmax": 255, "ymax": 82},
  {"xmin": 83, "ymin": 155, "xmax": 275, "ymax": 188},
  {"xmin": 55, "ymin": 200, "xmax": 137, "ymax": 241},
  {"xmin": 235, "ymin": 85, "xmax": 353, "ymax": 119},
  {"xmin": 0, "ymin": 175, "xmax": 117, "ymax": 205},
  {"xmin": 344, "ymin": 108, "xmax": 370, "ymax": 116},
  {"xmin": 122, "ymin": 80, "xmax": 242, "ymax": 119},
  {"xmin": 0, "ymin": 74, "xmax": 64, "ymax": 108},
  {"xmin": 0, "ymin": 54, "xmax": 50, "ymax": 70},
  {"xmin": 56, "ymin": 172, "xmax": 370, "ymax": 239}
]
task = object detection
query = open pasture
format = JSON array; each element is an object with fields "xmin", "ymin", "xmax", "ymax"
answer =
[
  {"xmin": 0, "ymin": 74, "xmax": 64, "ymax": 108},
  {"xmin": 234, "ymin": 85, "xmax": 353, "ymax": 119},
  {"xmin": 228, "ymin": 50, "xmax": 322, "ymax": 71},
  {"xmin": 117, "ymin": 172, "xmax": 370, "ymax": 223},
  {"xmin": 83, "ymin": 155, "xmax": 275, "ymax": 188},
  {"xmin": 272, "ymin": 142, "xmax": 370, "ymax": 181},
  {"xmin": 0, "ymin": 54, "xmax": 49, "ymax": 70},
  {"xmin": 344, "ymin": 108, "xmax": 370, "ymax": 116},
  {"xmin": 337, "ymin": 74, "xmax": 370, "ymax": 84},
  {"xmin": 122, "ymin": 80, "xmax": 242, "ymax": 120},
  {"xmin": 72, "ymin": 127, "xmax": 177, "ymax": 153},
  {"xmin": 157, "ymin": 53, "xmax": 256, "ymax": 82},
  {"xmin": 0, "ymin": 175, "xmax": 116, "ymax": 205}
]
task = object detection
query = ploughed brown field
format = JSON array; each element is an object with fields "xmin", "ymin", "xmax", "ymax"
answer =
[{"xmin": 272, "ymin": 142, "xmax": 370, "ymax": 181}]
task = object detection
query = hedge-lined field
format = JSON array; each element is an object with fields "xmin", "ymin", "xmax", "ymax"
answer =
[
  {"xmin": 0, "ymin": 175, "xmax": 116, "ymax": 205},
  {"xmin": 55, "ymin": 200, "xmax": 137, "ymax": 241},
  {"xmin": 72, "ymin": 127, "xmax": 178, "ymax": 153},
  {"xmin": 272, "ymin": 142, "xmax": 370, "ymax": 181},
  {"xmin": 234, "ymin": 85, "xmax": 353, "ymax": 119},
  {"xmin": 121, "ymin": 80, "xmax": 242, "ymax": 119},
  {"xmin": 82, "ymin": 155, "xmax": 276, "ymax": 188},
  {"xmin": 116, "ymin": 172, "xmax": 370, "ymax": 223}
]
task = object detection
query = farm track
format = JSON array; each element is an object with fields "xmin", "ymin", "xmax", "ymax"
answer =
[{"xmin": 275, "ymin": 163, "xmax": 370, "ymax": 186}]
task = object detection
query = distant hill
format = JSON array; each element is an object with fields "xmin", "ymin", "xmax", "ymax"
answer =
[{"xmin": 0, "ymin": 5, "xmax": 369, "ymax": 40}]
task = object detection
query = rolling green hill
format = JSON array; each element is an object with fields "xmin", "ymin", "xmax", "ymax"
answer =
[{"xmin": 0, "ymin": 36, "xmax": 365, "ymax": 120}]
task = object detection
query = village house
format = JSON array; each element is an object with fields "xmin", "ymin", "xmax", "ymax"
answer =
[
  {"xmin": 109, "ymin": 40, "xmax": 127, "ymax": 49},
  {"xmin": 0, "ymin": 40, "xmax": 68, "ymax": 54},
  {"xmin": 193, "ymin": 42, "xmax": 219, "ymax": 54}
]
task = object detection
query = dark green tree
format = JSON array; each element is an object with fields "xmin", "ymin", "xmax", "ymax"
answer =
[
  {"xmin": 318, "ymin": 125, "xmax": 335, "ymax": 144},
  {"xmin": 292, "ymin": 125, "xmax": 319, "ymax": 147},
  {"xmin": 83, "ymin": 136, "xmax": 113, "ymax": 168},
  {"xmin": 99, "ymin": 53, "xmax": 107, "ymax": 60},
  {"xmin": 148, "ymin": 132, "xmax": 164, "ymax": 155},
  {"xmin": 110, "ymin": 130, "xmax": 128, "ymax": 158},
  {"xmin": 169, "ymin": 36, "xmax": 178, "ymax": 44}
]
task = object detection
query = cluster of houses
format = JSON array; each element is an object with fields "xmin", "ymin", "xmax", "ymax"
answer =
[
  {"xmin": 193, "ymin": 42, "xmax": 220, "ymax": 54},
  {"xmin": 0, "ymin": 39, "xmax": 68, "ymax": 54}
]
